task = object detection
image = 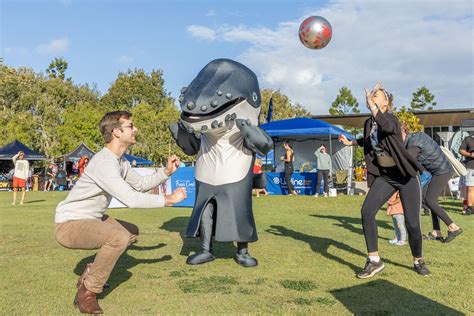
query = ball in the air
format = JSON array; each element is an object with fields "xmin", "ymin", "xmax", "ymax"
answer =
[{"xmin": 298, "ymin": 16, "xmax": 332, "ymax": 49}]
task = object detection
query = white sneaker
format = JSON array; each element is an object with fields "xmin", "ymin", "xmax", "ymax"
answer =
[
  {"xmin": 388, "ymin": 239, "xmax": 399, "ymax": 245},
  {"xmin": 396, "ymin": 241, "xmax": 406, "ymax": 246}
]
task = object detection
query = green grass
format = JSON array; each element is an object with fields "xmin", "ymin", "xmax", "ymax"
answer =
[{"xmin": 1, "ymin": 191, "xmax": 472, "ymax": 314}]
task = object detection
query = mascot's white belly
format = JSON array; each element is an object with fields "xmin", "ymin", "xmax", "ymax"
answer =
[{"xmin": 195, "ymin": 124, "xmax": 253, "ymax": 186}]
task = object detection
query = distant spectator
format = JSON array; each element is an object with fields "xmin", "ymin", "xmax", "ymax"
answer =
[
  {"xmin": 280, "ymin": 142, "xmax": 297, "ymax": 195},
  {"xmin": 78, "ymin": 155, "xmax": 90, "ymax": 177},
  {"xmin": 44, "ymin": 162, "xmax": 56, "ymax": 191},
  {"xmin": 459, "ymin": 131, "xmax": 474, "ymax": 215},
  {"xmin": 386, "ymin": 191, "xmax": 407, "ymax": 246},
  {"xmin": 314, "ymin": 145, "xmax": 332, "ymax": 197},
  {"xmin": 12, "ymin": 151, "xmax": 29, "ymax": 205},
  {"xmin": 131, "ymin": 159, "xmax": 137, "ymax": 168},
  {"xmin": 253, "ymin": 158, "xmax": 268, "ymax": 197}
]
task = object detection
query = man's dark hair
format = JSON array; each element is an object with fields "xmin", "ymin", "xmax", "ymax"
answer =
[{"xmin": 99, "ymin": 111, "xmax": 132, "ymax": 143}]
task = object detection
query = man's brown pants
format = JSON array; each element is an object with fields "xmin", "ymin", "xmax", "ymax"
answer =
[{"xmin": 55, "ymin": 215, "xmax": 138, "ymax": 293}]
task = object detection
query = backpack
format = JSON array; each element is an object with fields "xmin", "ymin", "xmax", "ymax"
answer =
[{"xmin": 440, "ymin": 146, "xmax": 467, "ymax": 177}]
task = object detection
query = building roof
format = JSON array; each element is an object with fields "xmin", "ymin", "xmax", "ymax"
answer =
[{"xmin": 312, "ymin": 108, "xmax": 474, "ymax": 128}]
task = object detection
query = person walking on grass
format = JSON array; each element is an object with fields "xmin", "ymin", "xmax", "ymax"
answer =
[
  {"xmin": 12, "ymin": 151, "xmax": 29, "ymax": 205},
  {"xmin": 314, "ymin": 144, "xmax": 332, "ymax": 197},
  {"xmin": 54, "ymin": 111, "xmax": 186, "ymax": 314},
  {"xmin": 401, "ymin": 125, "xmax": 463, "ymax": 243},
  {"xmin": 339, "ymin": 82, "xmax": 430, "ymax": 278}
]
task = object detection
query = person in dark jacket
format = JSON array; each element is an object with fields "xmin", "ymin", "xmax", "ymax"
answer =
[
  {"xmin": 402, "ymin": 128, "xmax": 463, "ymax": 243},
  {"xmin": 339, "ymin": 82, "xmax": 430, "ymax": 278}
]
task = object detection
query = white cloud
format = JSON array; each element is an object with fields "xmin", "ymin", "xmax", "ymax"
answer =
[
  {"xmin": 206, "ymin": 10, "xmax": 216, "ymax": 17},
  {"xmin": 4, "ymin": 46, "xmax": 30, "ymax": 57},
  {"xmin": 188, "ymin": 0, "xmax": 473, "ymax": 114},
  {"xmin": 117, "ymin": 55, "xmax": 135, "ymax": 65},
  {"xmin": 36, "ymin": 37, "xmax": 69, "ymax": 54},
  {"xmin": 186, "ymin": 25, "xmax": 217, "ymax": 41}
]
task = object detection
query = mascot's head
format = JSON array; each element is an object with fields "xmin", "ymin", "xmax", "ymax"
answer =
[{"xmin": 178, "ymin": 58, "xmax": 261, "ymax": 134}]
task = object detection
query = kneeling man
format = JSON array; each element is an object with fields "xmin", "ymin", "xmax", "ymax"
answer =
[{"xmin": 55, "ymin": 111, "xmax": 186, "ymax": 314}]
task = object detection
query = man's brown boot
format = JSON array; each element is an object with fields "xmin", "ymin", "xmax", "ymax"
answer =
[{"xmin": 73, "ymin": 283, "xmax": 103, "ymax": 314}]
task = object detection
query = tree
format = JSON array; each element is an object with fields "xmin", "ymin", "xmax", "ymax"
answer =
[
  {"xmin": 329, "ymin": 86, "xmax": 362, "ymax": 138},
  {"xmin": 396, "ymin": 107, "xmax": 424, "ymax": 132},
  {"xmin": 410, "ymin": 86, "xmax": 437, "ymax": 111},
  {"xmin": 0, "ymin": 63, "xmax": 100, "ymax": 158},
  {"xmin": 329, "ymin": 86, "xmax": 360, "ymax": 115},
  {"xmin": 259, "ymin": 89, "xmax": 311, "ymax": 124},
  {"xmin": 57, "ymin": 101, "xmax": 107, "ymax": 154},
  {"xmin": 101, "ymin": 68, "xmax": 169, "ymax": 110},
  {"xmin": 130, "ymin": 101, "xmax": 189, "ymax": 164},
  {"xmin": 46, "ymin": 57, "xmax": 69, "ymax": 80}
]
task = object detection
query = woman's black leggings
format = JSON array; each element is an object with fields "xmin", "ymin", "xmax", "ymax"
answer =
[
  {"xmin": 361, "ymin": 171, "xmax": 422, "ymax": 258},
  {"xmin": 284, "ymin": 166, "xmax": 295, "ymax": 193},
  {"xmin": 425, "ymin": 170, "xmax": 454, "ymax": 230}
]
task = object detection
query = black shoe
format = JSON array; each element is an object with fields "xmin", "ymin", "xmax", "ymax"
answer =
[
  {"xmin": 422, "ymin": 232, "xmax": 444, "ymax": 241},
  {"xmin": 356, "ymin": 259, "xmax": 384, "ymax": 279},
  {"xmin": 234, "ymin": 253, "xmax": 258, "ymax": 267},
  {"xmin": 443, "ymin": 228, "xmax": 463, "ymax": 243},
  {"xmin": 422, "ymin": 210, "xmax": 430, "ymax": 216},
  {"xmin": 414, "ymin": 260, "xmax": 430, "ymax": 276},
  {"xmin": 462, "ymin": 209, "xmax": 472, "ymax": 216},
  {"xmin": 186, "ymin": 251, "xmax": 215, "ymax": 265}
]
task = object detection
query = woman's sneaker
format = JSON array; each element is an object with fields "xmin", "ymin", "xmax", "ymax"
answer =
[
  {"xmin": 414, "ymin": 260, "xmax": 431, "ymax": 276},
  {"xmin": 388, "ymin": 239, "xmax": 398, "ymax": 245},
  {"xmin": 357, "ymin": 259, "xmax": 385, "ymax": 279},
  {"xmin": 443, "ymin": 228, "xmax": 463, "ymax": 243}
]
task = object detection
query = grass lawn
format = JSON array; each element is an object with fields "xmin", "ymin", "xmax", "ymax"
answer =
[{"xmin": 1, "ymin": 191, "xmax": 472, "ymax": 314}]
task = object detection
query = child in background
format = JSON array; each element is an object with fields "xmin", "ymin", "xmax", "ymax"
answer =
[{"xmin": 387, "ymin": 191, "xmax": 407, "ymax": 246}]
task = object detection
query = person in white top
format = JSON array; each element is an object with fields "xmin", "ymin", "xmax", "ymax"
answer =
[
  {"xmin": 12, "ymin": 151, "xmax": 29, "ymax": 205},
  {"xmin": 54, "ymin": 110, "xmax": 186, "ymax": 314}
]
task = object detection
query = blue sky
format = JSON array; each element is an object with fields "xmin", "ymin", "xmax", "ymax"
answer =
[{"xmin": 2, "ymin": 0, "xmax": 473, "ymax": 114}]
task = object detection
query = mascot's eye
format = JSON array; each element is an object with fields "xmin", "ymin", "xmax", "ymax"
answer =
[{"xmin": 252, "ymin": 92, "xmax": 258, "ymax": 102}]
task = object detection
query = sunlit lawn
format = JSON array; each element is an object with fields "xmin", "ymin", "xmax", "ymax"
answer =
[{"xmin": 1, "ymin": 191, "xmax": 472, "ymax": 314}]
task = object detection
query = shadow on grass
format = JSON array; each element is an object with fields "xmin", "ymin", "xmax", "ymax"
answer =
[
  {"xmin": 23, "ymin": 199, "xmax": 46, "ymax": 204},
  {"xmin": 330, "ymin": 279, "xmax": 463, "ymax": 315},
  {"xmin": 160, "ymin": 216, "xmax": 237, "ymax": 260},
  {"xmin": 310, "ymin": 214, "xmax": 392, "ymax": 241},
  {"xmin": 266, "ymin": 225, "xmax": 411, "ymax": 273},
  {"xmin": 74, "ymin": 243, "xmax": 171, "ymax": 298}
]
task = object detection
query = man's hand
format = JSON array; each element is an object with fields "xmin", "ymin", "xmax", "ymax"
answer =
[
  {"xmin": 165, "ymin": 187, "xmax": 187, "ymax": 206},
  {"xmin": 338, "ymin": 134, "xmax": 353, "ymax": 146},
  {"xmin": 164, "ymin": 155, "xmax": 181, "ymax": 176}
]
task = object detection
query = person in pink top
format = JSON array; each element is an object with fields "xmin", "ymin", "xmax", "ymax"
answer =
[{"xmin": 386, "ymin": 191, "xmax": 407, "ymax": 246}]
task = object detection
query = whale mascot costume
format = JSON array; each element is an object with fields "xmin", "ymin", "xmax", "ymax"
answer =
[{"xmin": 169, "ymin": 59, "xmax": 273, "ymax": 267}]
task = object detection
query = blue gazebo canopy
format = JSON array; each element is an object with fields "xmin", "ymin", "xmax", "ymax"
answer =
[
  {"xmin": 124, "ymin": 154, "xmax": 154, "ymax": 166},
  {"xmin": 260, "ymin": 118, "xmax": 354, "ymax": 140}
]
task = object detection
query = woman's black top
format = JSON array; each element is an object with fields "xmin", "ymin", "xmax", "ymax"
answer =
[
  {"xmin": 284, "ymin": 150, "xmax": 294, "ymax": 173},
  {"xmin": 356, "ymin": 111, "xmax": 423, "ymax": 186}
]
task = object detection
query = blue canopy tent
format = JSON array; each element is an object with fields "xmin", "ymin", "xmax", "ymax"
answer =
[
  {"xmin": 0, "ymin": 140, "xmax": 46, "ymax": 161},
  {"xmin": 260, "ymin": 117, "xmax": 354, "ymax": 140},
  {"xmin": 260, "ymin": 118, "xmax": 355, "ymax": 195},
  {"xmin": 124, "ymin": 154, "xmax": 154, "ymax": 166}
]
